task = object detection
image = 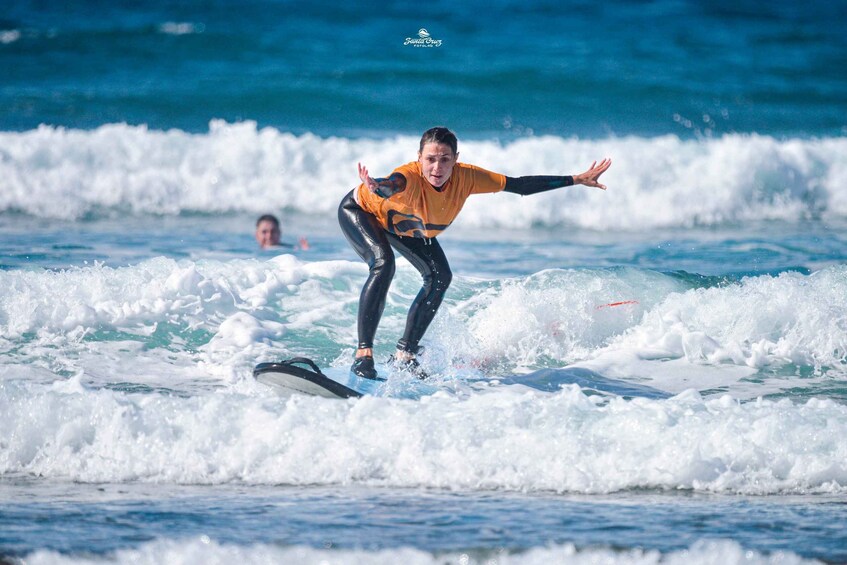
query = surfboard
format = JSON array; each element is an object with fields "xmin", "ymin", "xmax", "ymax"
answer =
[
  {"xmin": 254, "ymin": 358, "xmax": 668, "ymax": 401},
  {"xmin": 253, "ymin": 358, "xmax": 387, "ymax": 399}
]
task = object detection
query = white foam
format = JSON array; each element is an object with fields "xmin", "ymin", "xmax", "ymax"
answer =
[
  {"xmin": 0, "ymin": 255, "xmax": 357, "ymax": 339},
  {"xmin": 1, "ymin": 258, "xmax": 845, "ymax": 390},
  {"xmin": 0, "ymin": 29, "xmax": 21, "ymax": 44},
  {"xmin": 1, "ymin": 258, "xmax": 846, "ymax": 494},
  {"xmin": 444, "ymin": 267, "xmax": 681, "ymax": 368},
  {"xmin": 426, "ymin": 265, "xmax": 847, "ymax": 384},
  {"xmin": 1, "ymin": 122, "xmax": 845, "ymax": 229},
  {"xmin": 20, "ymin": 538, "xmax": 821, "ymax": 565},
  {"xmin": 0, "ymin": 255, "xmax": 360, "ymax": 387},
  {"xmin": 158, "ymin": 22, "xmax": 205, "ymax": 35},
  {"xmin": 597, "ymin": 267, "xmax": 847, "ymax": 374},
  {"xmin": 1, "ymin": 377, "xmax": 845, "ymax": 494}
]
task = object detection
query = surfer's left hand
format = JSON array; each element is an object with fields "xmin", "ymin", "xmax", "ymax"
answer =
[{"xmin": 573, "ymin": 158, "xmax": 612, "ymax": 190}]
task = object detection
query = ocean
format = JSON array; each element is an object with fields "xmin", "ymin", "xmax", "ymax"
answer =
[{"xmin": 2, "ymin": 0, "xmax": 847, "ymax": 563}]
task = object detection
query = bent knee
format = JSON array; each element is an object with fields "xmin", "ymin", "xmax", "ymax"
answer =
[
  {"xmin": 370, "ymin": 250, "xmax": 395, "ymax": 278},
  {"xmin": 438, "ymin": 267, "xmax": 452, "ymax": 289},
  {"xmin": 438, "ymin": 267, "xmax": 453, "ymax": 290}
]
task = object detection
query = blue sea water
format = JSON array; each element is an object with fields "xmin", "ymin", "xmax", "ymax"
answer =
[
  {"xmin": 3, "ymin": 0, "xmax": 846, "ymax": 138},
  {"xmin": 1, "ymin": 1, "xmax": 847, "ymax": 564}
]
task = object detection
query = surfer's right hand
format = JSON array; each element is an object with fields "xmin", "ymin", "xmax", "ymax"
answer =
[{"xmin": 358, "ymin": 163, "xmax": 379, "ymax": 193}]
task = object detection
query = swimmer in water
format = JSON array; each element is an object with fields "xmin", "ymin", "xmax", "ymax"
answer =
[{"xmin": 255, "ymin": 214, "xmax": 310, "ymax": 250}]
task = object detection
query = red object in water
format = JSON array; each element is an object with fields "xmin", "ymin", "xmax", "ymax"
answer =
[{"xmin": 595, "ymin": 300, "xmax": 639, "ymax": 310}]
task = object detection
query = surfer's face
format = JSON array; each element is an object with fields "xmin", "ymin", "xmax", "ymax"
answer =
[{"xmin": 418, "ymin": 142, "xmax": 458, "ymax": 188}]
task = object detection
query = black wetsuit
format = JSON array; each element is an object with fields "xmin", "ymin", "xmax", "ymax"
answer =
[{"xmin": 338, "ymin": 174, "xmax": 573, "ymax": 354}]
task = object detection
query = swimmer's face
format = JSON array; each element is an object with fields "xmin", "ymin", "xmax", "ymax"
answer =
[
  {"xmin": 255, "ymin": 220, "xmax": 281, "ymax": 248},
  {"xmin": 418, "ymin": 142, "xmax": 458, "ymax": 188}
]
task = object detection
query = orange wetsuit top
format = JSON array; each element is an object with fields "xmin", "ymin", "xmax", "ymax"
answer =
[{"xmin": 355, "ymin": 161, "xmax": 506, "ymax": 238}]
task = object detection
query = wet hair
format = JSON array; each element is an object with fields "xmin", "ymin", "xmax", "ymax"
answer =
[
  {"xmin": 418, "ymin": 126, "xmax": 458, "ymax": 156},
  {"xmin": 256, "ymin": 214, "xmax": 280, "ymax": 228}
]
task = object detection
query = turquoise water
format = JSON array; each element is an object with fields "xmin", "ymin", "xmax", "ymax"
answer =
[{"xmin": 2, "ymin": 1, "xmax": 847, "ymax": 563}]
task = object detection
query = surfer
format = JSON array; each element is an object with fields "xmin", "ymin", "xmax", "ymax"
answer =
[{"xmin": 339, "ymin": 126, "xmax": 611, "ymax": 379}]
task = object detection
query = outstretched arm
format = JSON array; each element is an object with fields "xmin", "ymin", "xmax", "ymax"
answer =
[
  {"xmin": 504, "ymin": 158, "xmax": 611, "ymax": 195},
  {"xmin": 358, "ymin": 163, "xmax": 407, "ymax": 198}
]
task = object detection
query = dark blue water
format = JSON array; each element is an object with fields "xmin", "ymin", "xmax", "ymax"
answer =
[
  {"xmin": 2, "ymin": 483, "xmax": 845, "ymax": 562},
  {"xmin": 2, "ymin": 0, "xmax": 845, "ymax": 137}
]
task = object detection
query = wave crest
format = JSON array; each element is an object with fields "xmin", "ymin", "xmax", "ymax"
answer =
[{"xmin": 2, "ymin": 122, "xmax": 845, "ymax": 228}]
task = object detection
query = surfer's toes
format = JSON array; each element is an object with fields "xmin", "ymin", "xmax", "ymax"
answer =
[
  {"xmin": 351, "ymin": 356, "xmax": 379, "ymax": 380},
  {"xmin": 388, "ymin": 355, "xmax": 429, "ymax": 380}
]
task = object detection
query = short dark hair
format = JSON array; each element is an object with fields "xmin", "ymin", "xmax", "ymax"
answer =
[
  {"xmin": 418, "ymin": 126, "xmax": 458, "ymax": 156},
  {"xmin": 256, "ymin": 214, "xmax": 280, "ymax": 228}
]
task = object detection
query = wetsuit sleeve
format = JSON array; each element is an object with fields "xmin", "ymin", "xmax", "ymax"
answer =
[
  {"xmin": 372, "ymin": 172, "xmax": 407, "ymax": 198},
  {"xmin": 503, "ymin": 176, "xmax": 574, "ymax": 195}
]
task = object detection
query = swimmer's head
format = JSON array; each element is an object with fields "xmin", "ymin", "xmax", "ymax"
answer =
[
  {"xmin": 418, "ymin": 126, "xmax": 459, "ymax": 188},
  {"xmin": 255, "ymin": 214, "xmax": 281, "ymax": 248}
]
